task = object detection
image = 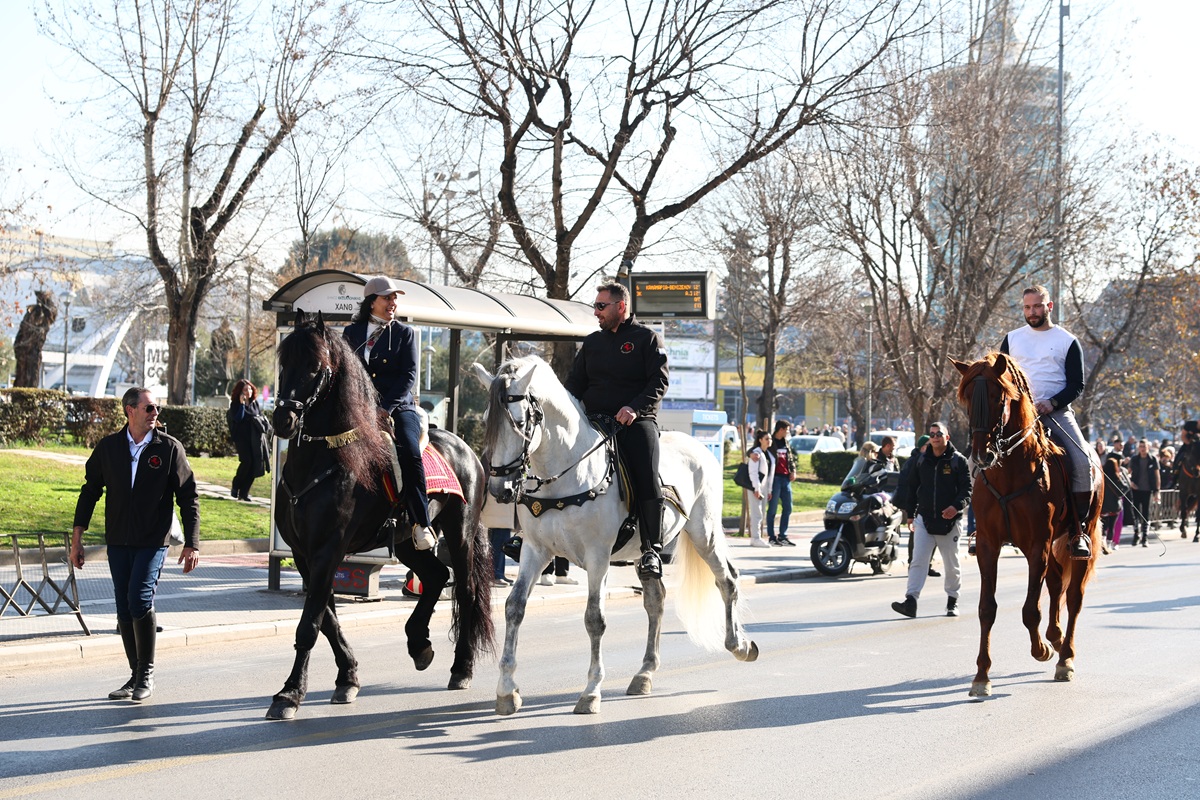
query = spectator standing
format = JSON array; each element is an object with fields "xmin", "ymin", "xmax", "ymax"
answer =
[
  {"xmin": 71, "ymin": 387, "xmax": 200, "ymax": 702},
  {"xmin": 1159, "ymin": 447, "xmax": 1176, "ymax": 491},
  {"xmin": 226, "ymin": 378, "xmax": 271, "ymax": 501},
  {"xmin": 1100, "ymin": 447, "xmax": 1129, "ymax": 552},
  {"xmin": 766, "ymin": 420, "xmax": 796, "ymax": 546},
  {"xmin": 891, "ymin": 421, "xmax": 971, "ymax": 618},
  {"xmin": 1127, "ymin": 439, "xmax": 1160, "ymax": 547},
  {"xmin": 746, "ymin": 429, "xmax": 774, "ymax": 547}
]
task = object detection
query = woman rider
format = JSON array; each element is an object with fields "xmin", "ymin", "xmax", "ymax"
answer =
[{"xmin": 343, "ymin": 276, "xmax": 436, "ymax": 550}]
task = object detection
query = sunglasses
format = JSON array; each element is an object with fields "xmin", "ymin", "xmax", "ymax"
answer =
[
  {"xmin": 928, "ymin": 431, "xmax": 945, "ymax": 438},
  {"xmin": 142, "ymin": 404, "xmax": 161, "ymax": 413},
  {"xmin": 592, "ymin": 301, "xmax": 616, "ymax": 311}
]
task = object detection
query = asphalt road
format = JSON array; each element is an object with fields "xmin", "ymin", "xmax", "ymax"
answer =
[{"xmin": 3, "ymin": 537, "xmax": 1199, "ymax": 800}]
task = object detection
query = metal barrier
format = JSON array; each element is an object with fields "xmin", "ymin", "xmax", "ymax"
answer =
[
  {"xmin": 1149, "ymin": 489, "xmax": 1179, "ymax": 529},
  {"xmin": 0, "ymin": 534, "xmax": 90, "ymax": 634}
]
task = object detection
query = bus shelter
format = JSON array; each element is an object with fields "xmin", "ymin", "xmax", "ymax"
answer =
[{"xmin": 261, "ymin": 270, "xmax": 596, "ymax": 589}]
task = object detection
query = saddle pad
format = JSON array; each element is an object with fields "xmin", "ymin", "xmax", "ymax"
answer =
[{"xmin": 423, "ymin": 446, "xmax": 464, "ymax": 500}]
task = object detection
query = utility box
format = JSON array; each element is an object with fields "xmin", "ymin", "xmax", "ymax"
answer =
[
  {"xmin": 332, "ymin": 561, "xmax": 384, "ymax": 599},
  {"xmin": 688, "ymin": 409, "xmax": 729, "ymax": 465}
]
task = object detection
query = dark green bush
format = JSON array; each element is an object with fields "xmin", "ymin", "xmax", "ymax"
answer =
[
  {"xmin": 158, "ymin": 405, "xmax": 236, "ymax": 457},
  {"xmin": 810, "ymin": 450, "xmax": 911, "ymax": 483},
  {"xmin": 0, "ymin": 389, "xmax": 68, "ymax": 444},
  {"xmin": 65, "ymin": 397, "xmax": 123, "ymax": 447}
]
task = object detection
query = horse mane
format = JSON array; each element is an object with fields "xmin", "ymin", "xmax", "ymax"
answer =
[
  {"xmin": 278, "ymin": 321, "xmax": 392, "ymax": 486},
  {"xmin": 956, "ymin": 352, "xmax": 1061, "ymax": 461}
]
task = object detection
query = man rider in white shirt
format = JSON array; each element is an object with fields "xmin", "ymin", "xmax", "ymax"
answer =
[{"xmin": 999, "ymin": 285, "xmax": 1099, "ymax": 558}]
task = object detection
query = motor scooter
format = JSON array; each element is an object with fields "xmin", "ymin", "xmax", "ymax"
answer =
[{"xmin": 810, "ymin": 470, "xmax": 903, "ymax": 576}]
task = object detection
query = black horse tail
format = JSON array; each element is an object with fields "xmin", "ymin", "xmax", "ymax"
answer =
[{"xmin": 440, "ymin": 436, "xmax": 495, "ymax": 665}]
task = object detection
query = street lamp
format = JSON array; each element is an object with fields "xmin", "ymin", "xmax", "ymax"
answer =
[
  {"xmin": 860, "ymin": 295, "xmax": 874, "ymax": 444},
  {"xmin": 59, "ymin": 289, "xmax": 75, "ymax": 393},
  {"xmin": 1053, "ymin": 0, "xmax": 1069, "ymax": 317}
]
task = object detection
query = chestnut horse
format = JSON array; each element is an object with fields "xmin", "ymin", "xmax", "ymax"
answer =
[{"xmin": 952, "ymin": 354, "xmax": 1101, "ymax": 698}]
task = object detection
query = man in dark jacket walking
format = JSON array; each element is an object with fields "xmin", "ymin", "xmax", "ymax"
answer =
[
  {"xmin": 71, "ymin": 387, "xmax": 200, "ymax": 702},
  {"xmin": 892, "ymin": 421, "xmax": 971, "ymax": 618},
  {"xmin": 1127, "ymin": 439, "xmax": 1160, "ymax": 547}
]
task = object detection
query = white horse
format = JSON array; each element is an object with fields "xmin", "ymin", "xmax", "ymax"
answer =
[{"xmin": 472, "ymin": 356, "xmax": 758, "ymax": 716}]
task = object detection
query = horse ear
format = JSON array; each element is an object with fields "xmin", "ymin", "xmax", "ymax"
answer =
[
  {"xmin": 293, "ymin": 309, "xmax": 308, "ymax": 328},
  {"xmin": 470, "ymin": 362, "xmax": 494, "ymax": 387},
  {"xmin": 951, "ymin": 358, "xmax": 970, "ymax": 376},
  {"xmin": 314, "ymin": 310, "xmax": 326, "ymax": 332},
  {"xmin": 994, "ymin": 352, "xmax": 1011, "ymax": 375}
]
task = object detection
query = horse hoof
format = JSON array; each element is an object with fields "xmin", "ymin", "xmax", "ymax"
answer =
[
  {"xmin": 1034, "ymin": 642, "xmax": 1053, "ymax": 662},
  {"xmin": 626, "ymin": 674, "xmax": 653, "ymax": 696},
  {"xmin": 968, "ymin": 681, "xmax": 992, "ymax": 698},
  {"xmin": 573, "ymin": 694, "xmax": 600, "ymax": 714},
  {"xmin": 448, "ymin": 673, "xmax": 472, "ymax": 691},
  {"xmin": 331, "ymin": 685, "xmax": 359, "ymax": 705},
  {"xmin": 412, "ymin": 646, "xmax": 435, "ymax": 672},
  {"xmin": 1054, "ymin": 664, "xmax": 1075, "ymax": 682},
  {"xmin": 496, "ymin": 692, "xmax": 522, "ymax": 716},
  {"xmin": 266, "ymin": 701, "xmax": 298, "ymax": 720},
  {"xmin": 741, "ymin": 641, "xmax": 760, "ymax": 663}
]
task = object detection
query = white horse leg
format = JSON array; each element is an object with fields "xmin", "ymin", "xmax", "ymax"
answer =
[
  {"xmin": 627, "ymin": 572, "xmax": 665, "ymax": 697},
  {"xmin": 496, "ymin": 553, "xmax": 542, "ymax": 716},
  {"xmin": 575, "ymin": 569, "xmax": 609, "ymax": 714}
]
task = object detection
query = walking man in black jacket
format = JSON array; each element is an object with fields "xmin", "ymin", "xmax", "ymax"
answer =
[
  {"xmin": 71, "ymin": 387, "xmax": 201, "ymax": 702},
  {"xmin": 892, "ymin": 421, "xmax": 971, "ymax": 618}
]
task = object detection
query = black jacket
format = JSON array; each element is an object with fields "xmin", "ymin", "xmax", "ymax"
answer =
[
  {"xmin": 1128, "ymin": 453, "xmax": 1160, "ymax": 493},
  {"xmin": 1101, "ymin": 451, "xmax": 1129, "ymax": 515},
  {"xmin": 904, "ymin": 441, "xmax": 972, "ymax": 535},
  {"xmin": 74, "ymin": 425, "xmax": 200, "ymax": 549},
  {"xmin": 564, "ymin": 316, "xmax": 669, "ymax": 420},
  {"xmin": 227, "ymin": 398, "xmax": 271, "ymax": 478},
  {"xmin": 343, "ymin": 319, "xmax": 418, "ymax": 413}
]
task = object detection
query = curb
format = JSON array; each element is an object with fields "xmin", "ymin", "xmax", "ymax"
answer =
[{"xmin": 0, "ymin": 567, "xmax": 812, "ymax": 669}]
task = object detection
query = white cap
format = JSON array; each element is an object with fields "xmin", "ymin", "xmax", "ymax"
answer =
[{"xmin": 362, "ymin": 276, "xmax": 406, "ymax": 298}]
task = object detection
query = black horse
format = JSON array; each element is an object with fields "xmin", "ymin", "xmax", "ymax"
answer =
[
  {"xmin": 267, "ymin": 311, "xmax": 493, "ymax": 721},
  {"xmin": 1177, "ymin": 425, "xmax": 1200, "ymax": 542}
]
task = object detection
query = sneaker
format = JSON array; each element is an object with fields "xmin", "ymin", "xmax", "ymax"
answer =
[
  {"xmin": 946, "ymin": 596, "xmax": 959, "ymax": 617},
  {"xmin": 778, "ymin": 537, "xmax": 796, "ymax": 547},
  {"xmin": 492, "ymin": 578, "xmax": 512, "ymax": 588},
  {"xmin": 413, "ymin": 525, "xmax": 437, "ymax": 551},
  {"xmin": 750, "ymin": 538, "xmax": 772, "ymax": 548},
  {"xmin": 927, "ymin": 567, "xmax": 941, "ymax": 577},
  {"xmin": 891, "ymin": 595, "xmax": 917, "ymax": 618},
  {"xmin": 769, "ymin": 538, "xmax": 782, "ymax": 546},
  {"xmin": 555, "ymin": 575, "xmax": 579, "ymax": 585},
  {"xmin": 537, "ymin": 573, "xmax": 554, "ymax": 586},
  {"xmin": 636, "ymin": 550, "xmax": 663, "ymax": 579}
]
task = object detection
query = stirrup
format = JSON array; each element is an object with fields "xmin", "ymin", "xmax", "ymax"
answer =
[
  {"xmin": 1070, "ymin": 535, "xmax": 1091, "ymax": 560},
  {"xmin": 635, "ymin": 549, "xmax": 662, "ymax": 579}
]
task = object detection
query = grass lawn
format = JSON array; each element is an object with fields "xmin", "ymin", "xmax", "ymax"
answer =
[
  {"xmin": 721, "ymin": 454, "xmax": 839, "ymax": 520},
  {"xmin": 0, "ymin": 449, "xmax": 271, "ymax": 547}
]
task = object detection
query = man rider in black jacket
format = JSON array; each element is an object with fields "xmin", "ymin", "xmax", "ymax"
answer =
[{"xmin": 564, "ymin": 282, "xmax": 670, "ymax": 577}]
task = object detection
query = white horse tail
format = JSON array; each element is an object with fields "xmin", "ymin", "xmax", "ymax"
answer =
[{"xmin": 673, "ymin": 529, "xmax": 736, "ymax": 652}]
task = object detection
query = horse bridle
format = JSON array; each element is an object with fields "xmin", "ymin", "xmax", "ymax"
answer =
[
  {"xmin": 970, "ymin": 374, "xmax": 1037, "ymax": 470},
  {"xmin": 275, "ymin": 364, "xmax": 359, "ymax": 448},
  {"xmin": 488, "ymin": 378, "xmax": 612, "ymax": 501}
]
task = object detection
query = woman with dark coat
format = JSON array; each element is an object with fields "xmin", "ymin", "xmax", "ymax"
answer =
[
  {"xmin": 227, "ymin": 378, "xmax": 271, "ymax": 500},
  {"xmin": 342, "ymin": 276, "xmax": 435, "ymax": 550}
]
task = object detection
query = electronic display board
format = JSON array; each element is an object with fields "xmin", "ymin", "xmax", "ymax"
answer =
[{"xmin": 630, "ymin": 272, "xmax": 715, "ymax": 319}]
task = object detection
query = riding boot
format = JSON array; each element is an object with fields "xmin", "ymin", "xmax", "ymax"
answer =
[
  {"xmin": 131, "ymin": 609, "xmax": 157, "ymax": 702},
  {"xmin": 108, "ymin": 619, "xmax": 139, "ymax": 700},
  {"xmin": 636, "ymin": 498, "xmax": 665, "ymax": 579},
  {"xmin": 1070, "ymin": 491, "xmax": 1093, "ymax": 559}
]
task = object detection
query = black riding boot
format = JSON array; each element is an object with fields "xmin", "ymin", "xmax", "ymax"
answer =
[
  {"xmin": 108, "ymin": 619, "xmax": 139, "ymax": 700},
  {"xmin": 131, "ymin": 609, "xmax": 157, "ymax": 702},
  {"xmin": 636, "ymin": 499, "xmax": 665, "ymax": 578},
  {"xmin": 1071, "ymin": 491, "xmax": 1093, "ymax": 559}
]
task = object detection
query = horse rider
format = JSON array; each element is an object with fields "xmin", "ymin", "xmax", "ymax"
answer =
[
  {"xmin": 343, "ymin": 276, "xmax": 436, "ymax": 551},
  {"xmin": 564, "ymin": 281, "xmax": 670, "ymax": 578},
  {"xmin": 999, "ymin": 284, "xmax": 1099, "ymax": 559}
]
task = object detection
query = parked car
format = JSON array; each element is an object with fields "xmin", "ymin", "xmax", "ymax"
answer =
[
  {"xmin": 869, "ymin": 430, "xmax": 916, "ymax": 458},
  {"xmin": 789, "ymin": 435, "xmax": 845, "ymax": 455}
]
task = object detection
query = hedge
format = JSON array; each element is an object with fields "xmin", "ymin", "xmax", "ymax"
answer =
[
  {"xmin": 0, "ymin": 389, "xmax": 235, "ymax": 456},
  {"xmin": 810, "ymin": 450, "xmax": 911, "ymax": 484}
]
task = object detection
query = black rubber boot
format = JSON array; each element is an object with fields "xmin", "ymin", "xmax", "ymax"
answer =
[
  {"xmin": 108, "ymin": 619, "xmax": 139, "ymax": 700},
  {"xmin": 131, "ymin": 609, "xmax": 157, "ymax": 702},
  {"xmin": 892, "ymin": 595, "xmax": 917, "ymax": 618},
  {"xmin": 1070, "ymin": 491, "xmax": 1093, "ymax": 559},
  {"xmin": 636, "ymin": 499, "xmax": 665, "ymax": 578}
]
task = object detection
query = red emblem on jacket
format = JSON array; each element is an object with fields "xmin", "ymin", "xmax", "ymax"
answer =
[
  {"xmin": 148, "ymin": 455, "xmax": 162, "ymax": 469},
  {"xmin": 621, "ymin": 342, "xmax": 634, "ymax": 353}
]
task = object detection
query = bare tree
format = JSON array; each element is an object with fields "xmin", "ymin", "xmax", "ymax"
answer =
[
  {"xmin": 374, "ymin": 0, "xmax": 924, "ymax": 368},
  {"xmin": 818, "ymin": 5, "xmax": 1061, "ymax": 431},
  {"xmin": 40, "ymin": 0, "xmax": 363, "ymax": 403}
]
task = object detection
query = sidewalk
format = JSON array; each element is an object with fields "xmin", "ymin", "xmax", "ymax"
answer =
[{"xmin": 0, "ymin": 515, "xmax": 827, "ymax": 670}]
